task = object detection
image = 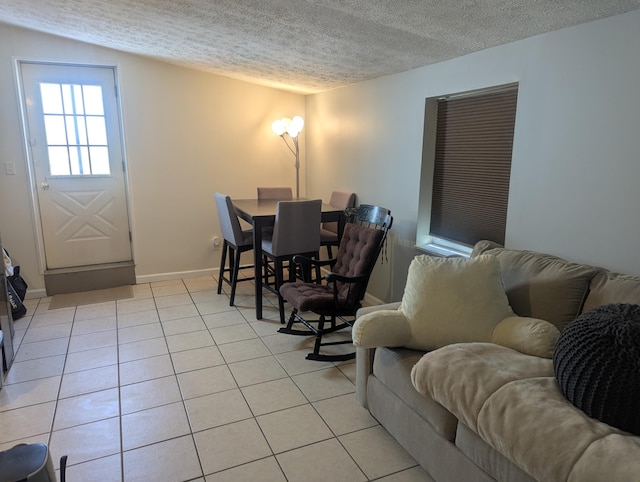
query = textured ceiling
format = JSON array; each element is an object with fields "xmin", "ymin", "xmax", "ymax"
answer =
[{"xmin": 0, "ymin": 1, "xmax": 639, "ymax": 94}]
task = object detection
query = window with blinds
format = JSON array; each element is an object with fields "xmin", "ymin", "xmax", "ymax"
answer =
[{"xmin": 428, "ymin": 85, "xmax": 518, "ymax": 247}]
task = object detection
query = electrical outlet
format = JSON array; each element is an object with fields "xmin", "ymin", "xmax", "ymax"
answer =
[
  {"xmin": 211, "ymin": 236, "xmax": 221, "ymax": 250},
  {"xmin": 5, "ymin": 162, "xmax": 16, "ymax": 175}
]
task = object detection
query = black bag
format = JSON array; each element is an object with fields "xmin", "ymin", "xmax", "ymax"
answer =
[
  {"xmin": 7, "ymin": 276, "xmax": 27, "ymax": 320},
  {"xmin": 4, "ymin": 251, "xmax": 28, "ymax": 320},
  {"xmin": 9, "ymin": 266, "xmax": 28, "ymax": 302}
]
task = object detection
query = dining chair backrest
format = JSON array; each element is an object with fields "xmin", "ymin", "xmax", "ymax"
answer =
[
  {"xmin": 257, "ymin": 187, "xmax": 293, "ymax": 200},
  {"xmin": 271, "ymin": 199, "xmax": 322, "ymax": 256},
  {"xmin": 323, "ymin": 190, "xmax": 356, "ymax": 234},
  {"xmin": 215, "ymin": 192, "xmax": 247, "ymax": 246}
]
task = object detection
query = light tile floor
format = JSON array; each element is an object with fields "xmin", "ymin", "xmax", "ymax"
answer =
[{"xmin": 0, "ymin": 275, "xmax": 429, "ymax": 481}]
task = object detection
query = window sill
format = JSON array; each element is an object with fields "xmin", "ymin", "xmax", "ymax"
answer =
[{"xmin": 415, "ymin": 242, "xmax": 471, "ymax": 258}]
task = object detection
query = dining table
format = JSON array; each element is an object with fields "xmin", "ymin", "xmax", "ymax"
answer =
[{"xmin": 232, "ymin": 198, "xmax": 345, "ymax": 320}]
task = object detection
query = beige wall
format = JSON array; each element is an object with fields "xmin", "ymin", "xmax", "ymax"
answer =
[
  {"xmin": 3, "ymin": 10, "xmax": 640, "ymax": 303},
  {"xmin": 0, "ymin": 23, "xmax": 304, "ymax": 295},
  {"xmin": 306, "ymin": 10, "xmax": 640, "ymax": 301}
]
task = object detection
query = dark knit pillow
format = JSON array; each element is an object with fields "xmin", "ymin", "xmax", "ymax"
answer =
[{"xmin": 553, "ymin": 303, "xmax": 640, "ymax": 435}]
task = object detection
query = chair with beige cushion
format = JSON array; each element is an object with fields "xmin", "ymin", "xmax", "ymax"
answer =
[
  {"xmin": 261, "ymin": 199, "xmax": 322, "ymax": 323},
  {"xmin": 257, "ymin": 187, "xmax": 293, "ymax": 200},
  {"xmin": 215, "ymin": 192, "xmax": 254, "ymax": 306},
  {"xmin": 257, "ymin": 186, "xmax": 293, "ymax": 241},
  {"xmin": 320, "ymin": 190, "xmax": 356, "ymax": 257}
]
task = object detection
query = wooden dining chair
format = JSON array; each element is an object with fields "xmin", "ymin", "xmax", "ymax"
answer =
[
  {"xmin": 320, "ymin": 190, "xmax": 356, "ymax": 257},
  {"xmin": 214, "ymin": 192, "xmax": 254, "ymax": 306},
  {"xmin": 257, "ymin": 187, "xmax": 293, "ymax": 200},
  {"xmin": 261, "ymin": 199, "xmax": 322, "ymax": 323}
]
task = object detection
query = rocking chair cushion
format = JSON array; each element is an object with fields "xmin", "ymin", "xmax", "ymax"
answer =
[
  {"xmin": 332, "ymin": 224, "xmax": 384, "ymax": 303},
  {"xmin": 280, "ymin": 283, "xmax": 352, "ymax": 313},
  {"xmin": 280, "ymin": 223, "xmax": 384, "ymax": 313}
]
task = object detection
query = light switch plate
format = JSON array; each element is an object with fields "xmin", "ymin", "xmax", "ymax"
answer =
[{"xmin": 4, "ymin": 162, "xmax": 16, "ymax": 175}]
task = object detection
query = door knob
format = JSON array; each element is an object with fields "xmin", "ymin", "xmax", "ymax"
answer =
[{"xmin": 41, "ymin": 182, "xmax": 49, "ymax": 190}]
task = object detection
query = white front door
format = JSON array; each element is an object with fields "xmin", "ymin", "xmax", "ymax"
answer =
[{"xmin": 19, "ymin": 62, "xmax": 132, "ymax": 270}]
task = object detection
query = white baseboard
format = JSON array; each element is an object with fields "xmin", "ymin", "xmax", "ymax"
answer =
[
  {"xmin": 25, "ymin": 288, "xmax": 47, "ymax": 300},
  {"xmin": 362, "ymin": 292, "xmax": 385, "ymax": 307},
  {"xmin": 136, "ymin": 268, "xmax": 217, "ymax": 285},
  {"xmin": 23, "ymin": 269, "xmax": 220, "ymax": 299},
  {"xmin": 26, "ymin": 267, "xmax": 387, "ymax": 306}
]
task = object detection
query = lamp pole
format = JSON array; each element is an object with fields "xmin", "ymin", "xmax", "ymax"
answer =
[
  {"xmin": 272, "ymin": 116, "xmax": 304, "ymax": 199},
  {"xmin": 293, "ymin": 135, "xmax": 300, "ymax": 199}
]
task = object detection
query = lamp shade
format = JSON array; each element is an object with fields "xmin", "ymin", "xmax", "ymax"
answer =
[
  {"xmin": 272, "ymin": 119, "xmax": 287, "ymax": 136},
  {"xmin": 272, "ymin": 116, "xmax": 304, "ymax": 137},
  {"xmin": 287, "ymin": 116, "xmax": 304, "ymax": 137}
]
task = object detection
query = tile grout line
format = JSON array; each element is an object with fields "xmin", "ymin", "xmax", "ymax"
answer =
[
  {"xmin": 2, "ymin": 277, "xmax": 417, "ymax": 481},
  {"xmin": 171, "ymin": 278, "xmax": 209, "ymax": 481}
]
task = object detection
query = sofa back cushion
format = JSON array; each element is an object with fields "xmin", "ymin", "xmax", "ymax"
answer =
[
  {"xmin": 582, "ymin": 271, "xmax": 640, "ymax": 313},
  {"xmin": 472, "ymin": 241, "xmax": 597, "ymax": 331}
]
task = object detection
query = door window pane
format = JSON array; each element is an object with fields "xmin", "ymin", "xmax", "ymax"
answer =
[
  {"xmin": 65, "ymin": 115, "xmax": 89, "ymax": 145},
  {"xmin": 68, "ymin": 146, "xmax": 92, "ymax": 175},
  {"xmin": 48, "ymin": 146, "xmax": 70, "ymax": 175},
  {"xmin": 83, "ymin": 85, "xmax": 104, "ymax": 115},
  {"xmin": 90, "ymin": 147, "xmax": 110, "ymax": 175},
  {"xmin": 86, "ymin": 116, "xmax": 107, "ymax": 145},
  {"xmin": 40, "ymin": 83, "xmax": 63, "ymax": 114},
  {"xmin": 39, "ymin": 82, "xmax": 111, "ymax": 176},
  {"xmin": 43, "ymin": 115, "xmax": 67, "ymax": 145},
  {"xmin": 61, "ymin": 84, "xmax": 84, "ymax": 115}
]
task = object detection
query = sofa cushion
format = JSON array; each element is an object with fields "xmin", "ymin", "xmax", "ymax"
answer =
[
  {"xmin": 569, "ymin": 434, "xmax": 640, "ymax": 481},
  {"xmin": 491, "ymin": 316, "xmax": 560, "ymax": 359},
  {"xmin": 399, "ymin": 255, "xmax": 514, "ymax": 351},
  {"xmin": 553, "ymin": 303, "xmax": 640, "ymax": 435},
  {"xmin": 478, "ymin": 376, "xmax": 640, "ymax": 482},
  {"xmin": 411, "ymin": 343, "xmax": 553, "ymax": 432},
  {"xmin": 582, "ymin": 271, "xmax": 640, "ymax": 312},
  {"xmin": 472, "ymin": 240, "xmax": 597, "ymax": 331},
  {"xmin": 411, "ymin": 342, "xmax": 640, "ymax": 481}
]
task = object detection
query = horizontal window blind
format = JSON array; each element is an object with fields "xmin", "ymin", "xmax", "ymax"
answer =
[{"xmin": 430, "ymin": 87, "xmax": 518, "ymax": 246}]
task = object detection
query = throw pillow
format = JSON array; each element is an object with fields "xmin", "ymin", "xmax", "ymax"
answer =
[
  {"xmin": 492, "ymin": 316, "xmax": 560, "ymax": 358},
  {"xmin": 400, "ymin": 255, "xmax": 514, "ymax": 351},
  {"xmin": 553, "ymin": 303, "xmax": 640, "ymax": 435}
]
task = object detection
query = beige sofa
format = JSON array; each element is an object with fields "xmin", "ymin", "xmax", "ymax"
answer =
[{"xmin": 354, "ymin": 241, "xmax": 640, "ymax": 481}]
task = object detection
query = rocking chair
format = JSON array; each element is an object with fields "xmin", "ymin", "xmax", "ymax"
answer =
[{"xmin": 278, "ymin": 204, "xmax": 392, "ymax": 361}]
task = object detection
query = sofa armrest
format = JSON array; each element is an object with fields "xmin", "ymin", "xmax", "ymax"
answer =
[
  {"xmin": 353, "ymin": 307, "xmax": 411, "ymax": 349},
  {"xmin": 356, "ymin": 301, "xmax": 401, "ymax": 318},
  {"xmin": 355, "ymin": 347, "xmax": 375, "ymax": 408},
  {"xmin": 354, "ymin": 302, "xmax": 403, "ymax": 409}
]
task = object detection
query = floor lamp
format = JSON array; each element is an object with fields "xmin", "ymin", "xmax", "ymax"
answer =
[{"xmin": 272, "ymin": 116, "xmax": 304, "ymax": 198}]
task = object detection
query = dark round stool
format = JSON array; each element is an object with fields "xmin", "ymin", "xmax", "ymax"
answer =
[{"xmin": 553, "ymin": 303, "xmax": 640, "ymax": 435}]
